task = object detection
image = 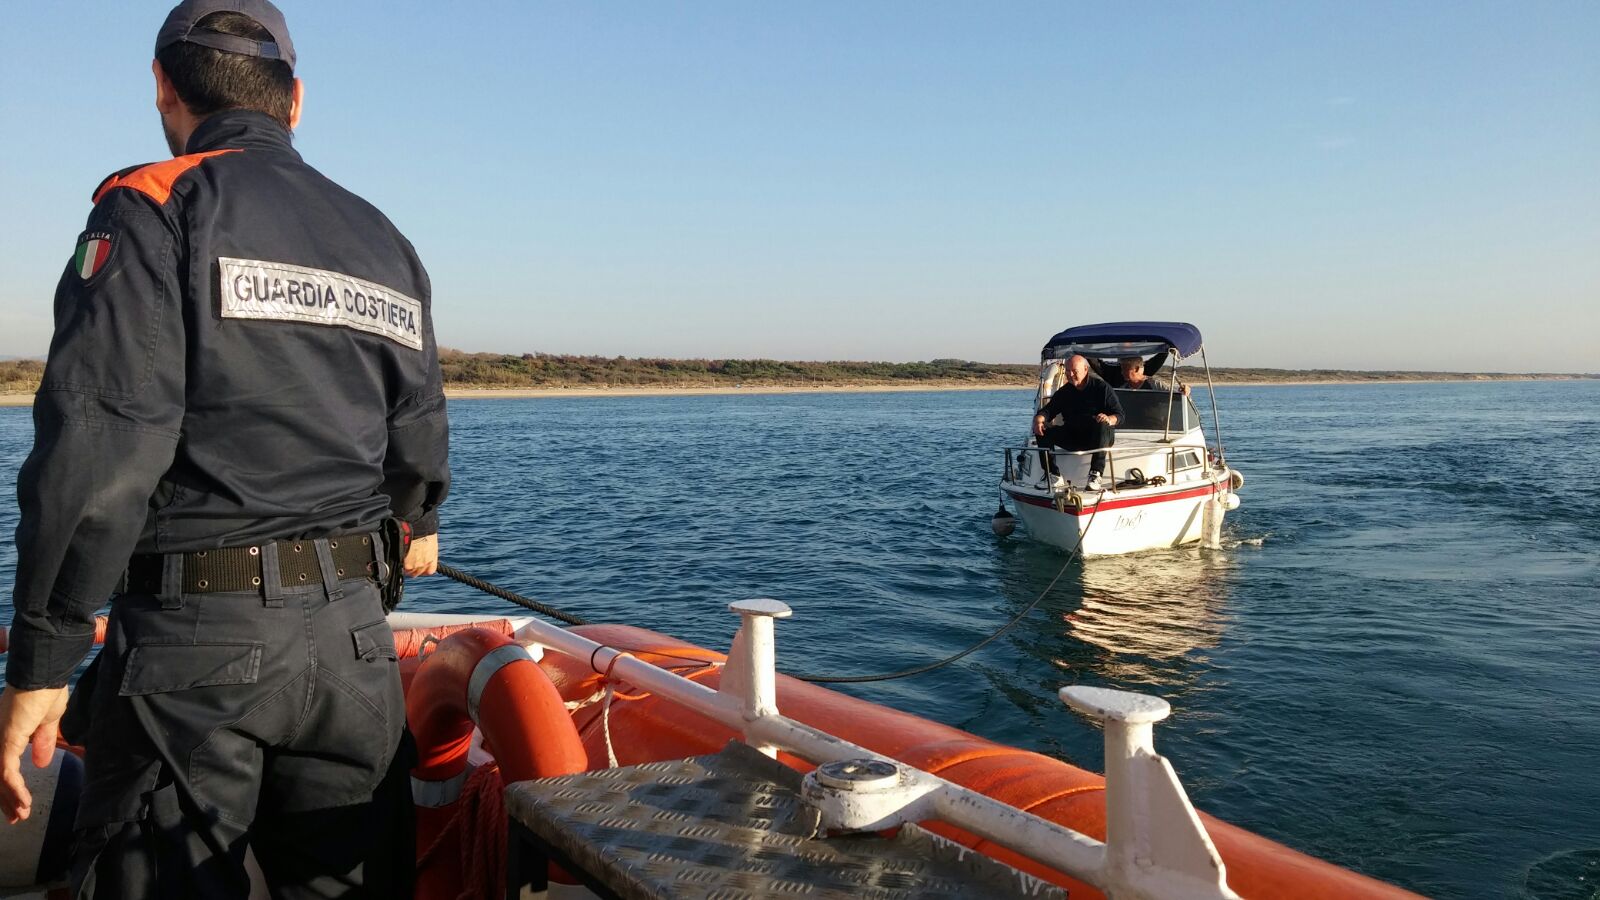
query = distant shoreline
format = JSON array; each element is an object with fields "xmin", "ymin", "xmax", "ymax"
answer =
[
  {"xmin": 0, "ymin": 375, "xmax": 1590, "ymax": 407},
  {"xmin": 442, "ymin": 375, "xmax": 1598, "ymax": 398},
  {"xmin": 445, "ymin": 375, "xmax": 1593, "ymax": 400}
]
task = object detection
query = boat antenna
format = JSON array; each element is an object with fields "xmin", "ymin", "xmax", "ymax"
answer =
[{"xmin": 1199, "ymin": 346, "xmax": 1226, "ymax": 464}]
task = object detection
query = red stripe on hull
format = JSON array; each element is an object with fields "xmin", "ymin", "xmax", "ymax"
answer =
[{"xmin": 1004, "ymin": 482, "xmax": 1218, "ymax": 515}]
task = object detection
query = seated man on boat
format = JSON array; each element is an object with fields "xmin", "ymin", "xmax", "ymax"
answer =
[
  {"xmin": 1033, "ymin": 355, "xmax": 1123, "ymax": 490},
  {"xmin": 1096, "ymin": 350, "xmax": 1165, "ymax": 387},
  {"xmin": 1118, "ymin": 355, "xmax": 1190, "ymax": 396}
]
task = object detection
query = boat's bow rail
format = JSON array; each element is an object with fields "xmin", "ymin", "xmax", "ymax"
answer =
[
  {"xmin": 494, "ymin": 599, "xmax": 1240, "ymax": 900},
  {"xmin": 1002, "ymin": 441, "xmax": 1222, "ymax": 491}
]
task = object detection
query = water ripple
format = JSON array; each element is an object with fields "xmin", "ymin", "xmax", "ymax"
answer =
[{"xmin": 0, "ymin": 382, "xmax": 1595, "ymax": 898}]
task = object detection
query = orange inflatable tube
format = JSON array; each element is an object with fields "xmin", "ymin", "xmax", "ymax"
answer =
[
  {"xmin": 0, "ymin": 617, "xmax": 108, "ymax": 656},
  {"xmin": 535, "ymin": 624, "xmax": 1422, "ymax": 900},
  {"xmin": 3, "ymin": 616, "xmax": 1415, "ymax": 896},
  {"xmin": 0, "ymin": 615, "xmax": 483, "ymax": 659}
]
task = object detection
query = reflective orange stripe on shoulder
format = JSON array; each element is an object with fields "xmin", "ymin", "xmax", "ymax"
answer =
[{"xmin": 92, "ymin": 149, "xmax": 241, "ymax": 205}]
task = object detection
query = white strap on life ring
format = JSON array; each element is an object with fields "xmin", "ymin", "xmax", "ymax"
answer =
[
  {"xmin": 410, "ymin": 768, "xmax": 470, "ymax": 809},
  {"xmin": 466, "ymin": 644, "xmax": 534, "ymax": 725}
]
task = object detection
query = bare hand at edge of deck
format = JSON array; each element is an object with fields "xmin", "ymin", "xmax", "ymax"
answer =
[{"xmin": 0, "ymin": 685, "xmax": 68, "ymax": 823}]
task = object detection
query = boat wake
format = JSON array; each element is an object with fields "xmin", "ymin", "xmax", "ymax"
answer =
[{"xmin": 1521, "ymin": 848, "xmax": 1600, "ymax": 900}]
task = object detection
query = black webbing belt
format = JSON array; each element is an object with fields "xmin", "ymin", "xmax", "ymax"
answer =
[{"xmin": 122, "ymin": 534, "xmax": 382, "ymax": 595}]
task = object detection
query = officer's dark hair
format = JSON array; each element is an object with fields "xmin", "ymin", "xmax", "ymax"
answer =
[{"xmin": 155, "ymin": 12, "xmax": 294, "ymax": 129}]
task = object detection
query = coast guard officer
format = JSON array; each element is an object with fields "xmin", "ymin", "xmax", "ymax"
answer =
[{"xmin": 0, "ymin": 1, "xmax": 449, "ymax": 896}]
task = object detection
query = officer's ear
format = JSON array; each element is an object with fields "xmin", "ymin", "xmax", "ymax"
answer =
[
  {"xmin": 288, "ymin": 78, "xmax": 304, "ymax": 131},
  {"xmin": 152, "ymin": 60, "xmax": 182, "ymax": 117}
]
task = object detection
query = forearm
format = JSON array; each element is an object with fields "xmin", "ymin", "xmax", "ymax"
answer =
[
  {"xmin": 381, "ymin": 406, "xmax": 450, "ymax": 537},
  {"xmin": 9, "ymin": 395, "xmax": 179, "ymax": 688}
]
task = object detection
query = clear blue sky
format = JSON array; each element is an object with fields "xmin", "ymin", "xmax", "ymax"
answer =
[{"xmin": 2, "ymin": 2, "xmax": 1596, "ymax": 371}]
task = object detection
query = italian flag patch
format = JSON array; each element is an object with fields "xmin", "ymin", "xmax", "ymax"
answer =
[{"xmin": 74, "ymin": 232, "xmax": 112, "ymax": 279}]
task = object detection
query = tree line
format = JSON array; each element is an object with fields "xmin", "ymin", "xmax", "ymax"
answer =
[{"xmin": 0, "ymin": 354, "xmax": 1589, "ymax": 394}]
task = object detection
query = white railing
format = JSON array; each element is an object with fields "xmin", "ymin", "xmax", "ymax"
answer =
[
  {"xmin": 1002, "ymin": 443, "xmax": 1214, "ymax": 489},
  {"xmin": 397, "ymin": 602, "xmax": 1239, "ymax": 899}
]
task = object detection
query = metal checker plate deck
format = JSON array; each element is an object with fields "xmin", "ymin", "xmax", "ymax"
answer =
[{"xmin": 505, "ymin": 743, "xmax": 1066, "ymax": 899}]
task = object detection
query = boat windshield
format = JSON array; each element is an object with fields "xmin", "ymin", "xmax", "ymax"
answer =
[{"xmin": 1115, "ymin": 389, "xmax": 1199, "ymax": 433}]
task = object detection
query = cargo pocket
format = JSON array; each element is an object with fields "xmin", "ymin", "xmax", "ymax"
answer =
[
  {"xmin": 118, "ymin": 642, "xmax": 263, "ymax": 696},
  {"xmin": 351, "ymin": 620, "xmax": 398, "ymax": 662}
]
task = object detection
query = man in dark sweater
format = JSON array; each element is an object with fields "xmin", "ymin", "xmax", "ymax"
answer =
[{"xmin": 1033, "ymin": 355, "xmax": 1123, "ymax": 489}]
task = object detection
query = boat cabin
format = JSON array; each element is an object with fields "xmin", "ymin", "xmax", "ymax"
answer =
[{"xmin": 1015, "ymin": 321, "xmax": 1226, "ymax": 490}]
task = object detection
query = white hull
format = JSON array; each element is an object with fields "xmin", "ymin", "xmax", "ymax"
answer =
[{"xmin": 1003, "ymin": 472, "xmax": 1235, "ymax": 556}]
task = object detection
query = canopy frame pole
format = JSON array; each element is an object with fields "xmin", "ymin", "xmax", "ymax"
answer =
[
  {"xmin": 1200, "ymin": 347, "xmax": 1226, "ymax": 465},
  {"xmin": 1163, "ymin": 346, "xmax": 1178, "ymax": 443}
]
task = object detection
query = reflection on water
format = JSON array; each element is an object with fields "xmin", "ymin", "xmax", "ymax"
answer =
[
  {"xmin": 1066, "ymin": 548, "xmax": 1235, "ymax": 684},
  {"xmin": 988, "ymin": 541, "xmax": 1237, "ymax": 719}
]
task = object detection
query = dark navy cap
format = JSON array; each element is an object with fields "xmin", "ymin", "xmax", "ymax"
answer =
[{"xmin": 156, "ymin": 0, "xmax": 296, "ymax": 72}]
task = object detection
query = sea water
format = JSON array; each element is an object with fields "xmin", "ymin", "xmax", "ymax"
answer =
[{"xmin": 0, "ymin": 380, "xmax": 1595, "ymax": 898}]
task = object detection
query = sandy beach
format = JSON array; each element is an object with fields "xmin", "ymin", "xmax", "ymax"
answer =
[
  {"xmin": 443, "ymin": 381, "xmax": 1031, "ymax": 400},
  {"xmin": 0, "ymin": 381, "xmax": 1028, "ymax": 408}
]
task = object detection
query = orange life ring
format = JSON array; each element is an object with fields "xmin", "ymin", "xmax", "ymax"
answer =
[
  {"xmin": 406, "ymin": 627, "xmax": 586, "ymax": 900},
  {"xmin": 390, "ymin": 620, "xmax": 516, "ymax": 660}
]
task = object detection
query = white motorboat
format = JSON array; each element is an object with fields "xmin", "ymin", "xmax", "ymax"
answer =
[{"xmin": 999, "ymin": 321, "xmax": 1243, "ymax": 556}]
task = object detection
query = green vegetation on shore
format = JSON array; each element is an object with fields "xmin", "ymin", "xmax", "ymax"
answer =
[
  {"xmin": 436, "ymin": 352, "xmax": 1596, "ymax": 388},
  {"xmin": 0, "ymin": 353, "xmax": 1591, "ymax": 395},
  {"xmin": 437, "ymin": 351, "xmax": 1033, "ymax": 387}
]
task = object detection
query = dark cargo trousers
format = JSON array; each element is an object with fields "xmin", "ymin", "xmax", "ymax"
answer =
[
  {"xmin": 64, "ymin": 539, "xmax": 412, "ymax": 899},
  {"xmin": 1038, "ymin": 420, "xmax": 1115, "ymax": 477}
]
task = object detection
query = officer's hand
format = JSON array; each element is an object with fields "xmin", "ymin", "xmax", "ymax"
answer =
[
  {"xmin": 404, "ymin": 533, "xmax": 439, "ymax": 577},
  {"xmin": 0, "ymin": 685, "xmax": 69, "ymax": 824}
]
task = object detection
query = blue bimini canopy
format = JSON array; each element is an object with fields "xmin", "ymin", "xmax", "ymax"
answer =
[{"xmin": 1041, "ymin": 321, "xmax": 1204, "ymax": 361}]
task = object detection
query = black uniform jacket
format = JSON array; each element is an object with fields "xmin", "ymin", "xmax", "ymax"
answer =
[
  {"xmin": 8, "ymin": 110, "xmax": 450, "ymax": 689},
  {"xmin": 1036, "ymin": 377, "xmax": 1124, "ymax": 422}
]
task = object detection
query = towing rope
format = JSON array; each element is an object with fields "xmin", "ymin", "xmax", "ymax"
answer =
[
  {"xmin": 790, "ymin": 490, "xmax": 1105, "ymax": 684},
  {"xmin": 437, "ymin": 563, "xmax": 589, "ymax": 626},
  {"xmin": 435, "ymin": 492, "xmax": 1106, "ymax": 684}
]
